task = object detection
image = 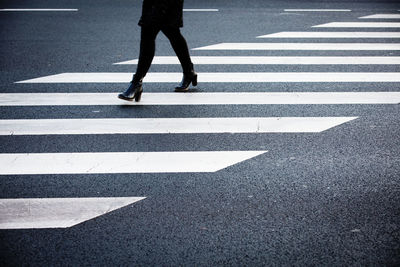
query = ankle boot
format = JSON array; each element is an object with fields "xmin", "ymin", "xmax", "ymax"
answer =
[
  {"xmin": 175, "ymin": 65, "xmax": 197, "ymax": 92},
  {"xmin": 118, "ymin": 78, "xmax": 143, "ymax": 102}
]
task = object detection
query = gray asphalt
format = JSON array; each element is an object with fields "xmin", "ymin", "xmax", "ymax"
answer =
[{"xmin": 1, "ymin": 0, "xmax": 399, "ymax": 265}]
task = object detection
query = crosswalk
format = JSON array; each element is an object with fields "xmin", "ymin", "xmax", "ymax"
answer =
[
  {"xmin": 16, "ymin": 72, "xmax": 400, "ymax": 83},
  {"xmin": 1, "ymin": 11, "xmax": 400, "ymax": 229},
  {"xmin": 0, "ymin": 117, "xmax": 358, "ymax": 135},
  {"xmin": 115, "ymin": 56, "xmax": 400, "ymax": 65},
  {"xmin": 2, "ymin": 92, "xmax": 399, "ymax": 105},
  {"xmin": 284, "ymin": 9, "xmax": 352, "ymax": 12},
  {"xmin": 0, "ymin": 197, "xmax": 145, "ymax": 229},
  {"xmin": 192, "ymin": 43, "xmax": 400, "ymax": 50},
  {"xmin": 312, "ymin": 22, "xmax": 400, "ymax": 28},
  {"xmin": 257, "ymin": 32, "xmax": 400, "ymax": 38},
  {"xmin": 0, "ymin": 151, "xmax": 267, "ymax": 175},
  {"xmin": 359, "ymin": 14, "xmax": 400, "ymax": 19}
]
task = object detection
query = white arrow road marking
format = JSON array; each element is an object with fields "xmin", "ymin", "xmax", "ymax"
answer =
[
  {"xmin": 15, "ymin": 72, "xmax": 400, "ymax": 83},
  {"xmin": 257, "ymin": 32, "xmax": 400, "ymax": 38},
  {"xmin": 0, "ymin": 117, "xmax": 358, "ymax": 135},
  {"xmin": 193, "ymin": 43, "xmax": 400, "ymax": 50},
  {"xmin": 313, "ymin": 22, "xmax": 400, "ymax": 28},
  {"xmin": 0, "ymin": 197, "xmax": 145, "ymax": 229},
  {"xmin": 0, "ymin": 151, "xmax": 267, "ymax": 175},
  {"xmin": 114, "ymin": 56, "xmax": 400, "ymax": 65},
  {"xmin": 1, "ymin": 92, "xmax": 400, "ymax": 106}
]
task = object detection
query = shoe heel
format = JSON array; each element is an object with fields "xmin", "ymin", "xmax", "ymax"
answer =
[
  {"xmin": 192, "ymin": 74, "xmax": 198, "ymax": 86},
  {"xmin": 134, "ymin": 87, "xmax": 143, "ymax": 102}
]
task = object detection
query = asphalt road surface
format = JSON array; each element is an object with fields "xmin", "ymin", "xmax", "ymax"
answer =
[{"xmin": 1, "ymin": 0, "xmax": 399, "ymax": 265}]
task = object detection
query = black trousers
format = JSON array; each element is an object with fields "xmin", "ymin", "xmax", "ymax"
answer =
[{"xmin": 133, "ymin": 26, "xmax": 193, "ymax": 82}]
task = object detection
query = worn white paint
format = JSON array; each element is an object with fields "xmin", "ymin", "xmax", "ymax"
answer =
[
  {"xmin": 15, "ymin": 72, "xmax": 400, "ymax": 83},
  {"xmin": 0, "ymin": 117, "xmax": 358, "ymax": 136},
  {"xmin": 114, "ymin": 56, "xmax": 400, "ymax": 65},
  {"xmin": 0, "ymin": 197, "xmax": 145, "ymax": 229},
  {"xmin": 0, "ymin": 151, "xmax": 267, "ymax": 175},
  {"xmin": 257, "ymin": 32, "xmax": 400, "ymax": 38},
  {"xmin": 193, "ymin": 43, "xmax": 400, "ymax": 50}
]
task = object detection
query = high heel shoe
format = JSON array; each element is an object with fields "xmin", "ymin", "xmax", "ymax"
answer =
[
  {"xmin": 118, "ymin": 80, "xmax": 143, "ymax": 102},
  {"xmin": 175, "ymin": 71, "xmax": 197, "ymax": 92}
]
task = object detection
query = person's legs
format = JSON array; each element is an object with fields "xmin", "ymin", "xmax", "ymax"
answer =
[
  {"xmin": 119, "ymin": 26, "xmax": 160, "ymax": 101},
  {"xmin": 161, "ymin": 27, "xmax": 193, "ymax": 73},
  {"xmin": 134, "ymin": 26, "xmax": 160, "ymax": 82},
  {"xmin": 162, "ymin": 27, "xmax": 197, "ymax": 92}
]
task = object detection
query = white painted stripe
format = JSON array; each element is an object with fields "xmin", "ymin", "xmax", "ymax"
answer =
[
  {"xmin": 193, "ymin": 43, "xmax": 400, "ymax": 50},
  {"xmin": 0, "ymin": 197, "xmax": 145, "ymax": 229},
  {"xmin": 2, "ymin": 92, "xmax": 399, "ymax": 106},
  {"xmin": 0, "ymin": 117, "xmax": 358, "ymax": 136},
  {"xmin": 313, "ymin": 22, "xmax": 400, "ymax": 28},
  {"xmin": 114, "ymin": 56, "xmax": 400, "ymax": 65},
  {"xmin": 257, "ymin": 32, "xmax": 400, "ymax": 38},
  {"xmin": 284, "ymin": 9, "xmax": 351, "ymax": 12},
  {"xmin": 15, "ymin": 72, "xmax": 400, "ymax": 83},
  {"xmin": 0, "ymin": 151, "xmax": 267, "ymax": 175},
  {"xmin": 183, "ymin": 9, "xmax": 218, "ymax": 12},
  {"xmin": 0, "ymin": 9, "xmax": 78, "ymax": 12},
  {"xmin": 359, "ymin": 14, "xmax": 400, "ymax": 19}
]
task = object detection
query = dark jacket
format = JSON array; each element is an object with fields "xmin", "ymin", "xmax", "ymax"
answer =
[{"xmin": 138, "ymin": 0, "xmax": 184, "ymax": 28}]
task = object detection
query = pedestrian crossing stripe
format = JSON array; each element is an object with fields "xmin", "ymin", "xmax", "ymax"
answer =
[
  {"xmin": 359, "ymin": 14, "xmax": 400, "ymax": 19},
  {"xmin": 183, "ymin": 9, "xmax": 219, "ymax": 12},
  {"xmin": 2, "ymin": 92, "xmax": 399, "ymax": 106},
  {"xmin": 192, "ymin": 43, "xmax": 400, "ymax": 50},
  {"xmin": 114, "ymin": 56, "xmax": 400, "ymax": 65},
  {"xmin": 15, "ymin": 72, "xmax": 400, "ymax": 83},
  {"xmin": 312, "ymin": 22, "xmax": 400, "ymax": 28},
  {"xmin": 0, "ymin": 9, "xmax": 78, "ymax": 12},
  {"xmin": 257, "ymin": 32, "xmax": 400, "ymax": 38},
  {"xmin": 0, "ymin": 151, "xmax": 267, "ymax": 175},
  {"xmin": 0, "ymin": 197, "xmax": 146, "ymax": 229},
  {"xmin": 284, "ymin": 9, "xmax": 351, "ymax": 12},
  {"xmin": 0, "ymin": 117, "xmax": 358, "ymax": 136}
]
